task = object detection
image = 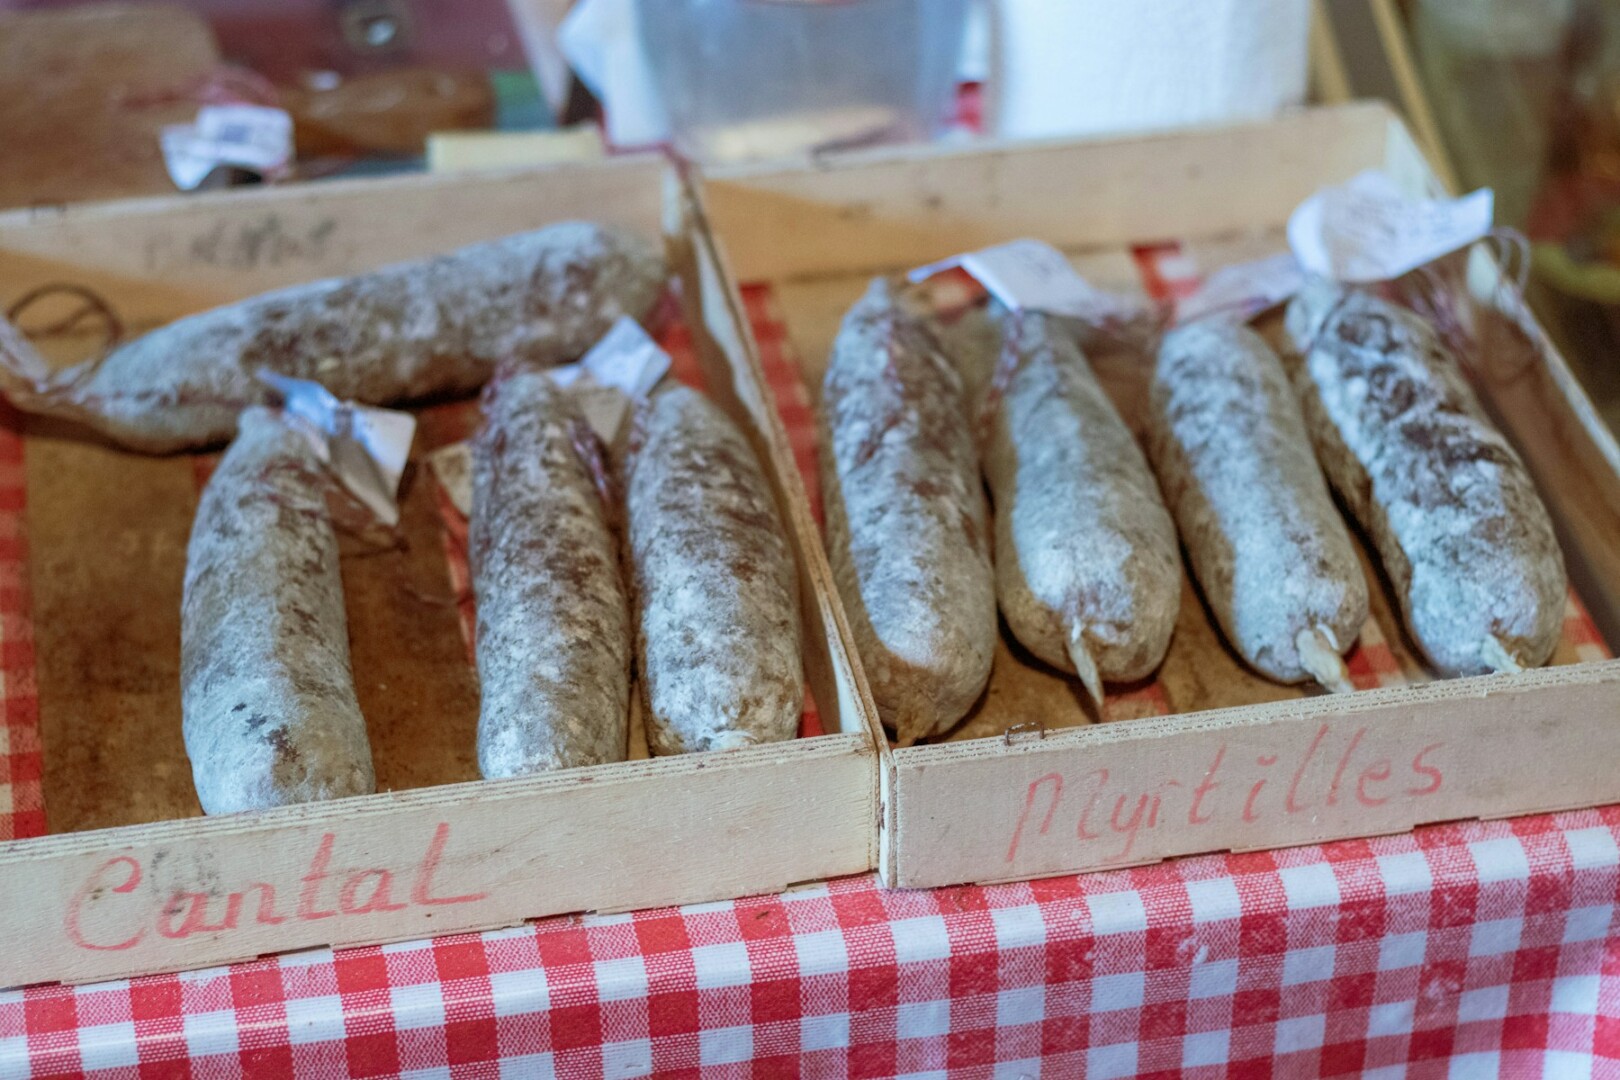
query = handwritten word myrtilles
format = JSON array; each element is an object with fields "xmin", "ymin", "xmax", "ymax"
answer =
[{"xmin": 1006, "ymin": 724, "xmax": 1444, "ymax": 864}]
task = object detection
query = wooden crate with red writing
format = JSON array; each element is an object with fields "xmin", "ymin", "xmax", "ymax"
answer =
[
  {"xmin": 0, "ymin": 160, "xmax": 880, "ymax": 987},
  {"xmin": 694, "ymin": 102, "xmax": 1620, "ymax": 890}
]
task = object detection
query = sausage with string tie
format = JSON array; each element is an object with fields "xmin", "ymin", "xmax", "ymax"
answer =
[
  {"xmin": 1284, "ymin": 282, "xmax": 1565, "ymax": 675},
  {"xmin": 980, "ymin": 308, "xmax": 1181, "ymax": 704},
  {"xmin": 1148, "ymin": 319, "xmax": 1369, "ymax": 691},
  {"xmin": 0, "ymin": 222, "xmax": 667, "ymax": 452},
  {"xmin": 471, "ymin": 367, "xmax": 631, "ymax": 777},
  {"xmin": 182, "ymin": 406, "xmax": 374, "ymax": 814}
]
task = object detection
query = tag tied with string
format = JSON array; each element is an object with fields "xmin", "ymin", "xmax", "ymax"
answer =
[
  {"xmin": 257, "ymin": 371, "xmax": 417, "ymax": 530},
  {"xmin": 162, "ymin": 104, "xmax": 295, "ymax": 192},
  {"xmin": 1288, "ymin": 169, "xmax": 1495, "ymax": 285},
  {"xmin": 1172, "ymin": 170, "xmax": 1508, "ymax": 339},
  {"xmin": 908, "ymin": 239, "xmax": 1157, "ymax": 444},
  {"xmin": 1283, "ymin": 169, "xmax": 1536, "ymax": 375},
  {"xmin": 428, "ymin": 316, "xmax": 672, "ymax": 519},
  {"xmin": 908, "ymin": 239, "xmax": 1148, "ymax": 326},
  {"xmin": 1174, "ymin": 252, "xmax": 1309, "ymax": 327},
  {"xmin": 550, "ymin": 315, "xmax": 672, "ymax": 443}
]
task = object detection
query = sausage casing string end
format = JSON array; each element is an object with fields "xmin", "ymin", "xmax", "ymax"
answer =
[
  {"xmin": 1066, "ymin": 629, "xmax": 1105, "ymax": 709},
  {"xmin": 1481, "ymin": 635, "xmax": 1525, "ymax": 675},
  {"xmin": 1296, "ymin": 626, "xmax": 1356, "ymax": 695}
]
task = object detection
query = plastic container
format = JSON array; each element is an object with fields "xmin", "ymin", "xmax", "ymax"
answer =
[{"xmin": 635, "ymin": 0, "xmax": 969, "ymax": 163}]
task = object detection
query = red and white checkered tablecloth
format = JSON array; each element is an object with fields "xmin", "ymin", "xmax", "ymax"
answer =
[
  {"xmin": 3, "ymin": 261, "xmax": 1619, "ymax": 1078},
  {"xmin": 4, "ymin": 810, "xmax": 1619, "ymax": 1078}
]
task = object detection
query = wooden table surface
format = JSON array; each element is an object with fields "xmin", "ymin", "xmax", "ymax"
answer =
[{"xmin": 0, "ymin": 3, "xmax": 220, "ymax": 211}]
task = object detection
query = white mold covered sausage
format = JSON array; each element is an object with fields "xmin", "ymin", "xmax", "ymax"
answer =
[
  {"xmin": 470, "ymin": 368, "xmax": 631, "ymax": 777},
  {"xmin": 981, "ymin": 308, "xmax": 1181, "ymax": 703},
  {"xmin": 1285, "ymin": 282, "xmax": 1566, "ymax": 675},
  {"xmin": 1149, "ymin": 320, "xmax": 1368, "ymax": 690},
  {"xmin": 181, "ymin": 406, "xmax": 374, "ymax": 814},
  {"xmin": 0, "ymin": 223, "xmax": 667, "ymax": 453},
  {"xmin": 820, "ymin": 280, "xmax": 996, "ymax": 744},
  {"xmin": 624, "ymin": 383, "xmax": 803, "ymax": 755}
]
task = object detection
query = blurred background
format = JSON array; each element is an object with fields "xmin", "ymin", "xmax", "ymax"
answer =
[{"xmin": 0, "ymin": 0, "xmax": 1615, "ymax": 432}]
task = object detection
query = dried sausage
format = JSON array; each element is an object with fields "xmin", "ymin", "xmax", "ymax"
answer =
[
  {"xmin": 1149, "ymin": 320, "xmax": 1368, "ymax": 690},
  {"xmin": 982, "ymin": 310, "xmax": 1180, "ymax": 702},
  {"xmin": 182, "ymin": 407, "xmax": 373, "ymax": 813},
  {"xmin": 471, "ymin": 369, "xmax": 630, "ymax": 776},
  {"xmin": 1, "ymin": 223, "xmax": 666, "ymax": 452},
  {"xmin": 821, "ymin": 279, "xmax": 995, "ymax": 744},
  {"xmin": 1285, "ymin": 283, "xmax": 1566, "ymax": 675},
  {"xmin": 624, "ymin": 384, "xmax": 802, "ymax": 754}
]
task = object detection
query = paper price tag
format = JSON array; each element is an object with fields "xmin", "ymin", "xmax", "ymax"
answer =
[
  {"xmin": 162, "ymin": 105, "xmax": 293, "ymax": 191},
  {"xmin": 195, "ymin": 105, "xmax": 293, "ymax": 170},
  {"xmin": 551, "ymin": 315, "xmax": 671, "ymax": 441},
  {"xmin": 909, "ymin": 239, "xmax": 1145, "ymax": 324},
  {"xmin": 428, "ymin": 442, "xmax": 474, "ymax": 519},
  {"xmin": 1288, "ymin": 170, "xmax": 1494, "ymax": 283},
  {"xmin": 258, "ymin": 372, "xmax": 416, "ymax": 528},
  {"xmin": 1175, "ymin": 253, "xmax": 1307, "ymax": 325},
  {"xmin": 427, "ymin": 318, "xmax": 667, "ymax": 520}
]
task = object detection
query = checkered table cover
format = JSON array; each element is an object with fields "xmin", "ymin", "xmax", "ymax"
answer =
[
  {"xmin": 3, "ymin": 259, "xmax": 1619, "ymax": 1079},
  {"xmin": 6, "ymin": 811, "xmax": 1620, "ymax": 1078}
]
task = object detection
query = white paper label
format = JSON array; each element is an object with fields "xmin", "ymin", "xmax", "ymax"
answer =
[
  {"xmin": 258, "ymin": 372, "xmax": 416, "ymax": 528},
  {"xmin": 425, "ymin": 318, "xmax": 667, "ymax": 521},
  {"xmin": 909, "ymin": 239, "xmax": 1145, "ymax": 324},
  {"xmin": 1175, "ymin": 253, "xmax": 1307, "ymax": 325},
  {"xmin": 162, "ymin": 105, "xmax": 294, "ymax": 191},
  {"xmin": 428, "ymin": 442, "xmax": 474, "ymax": 519},
  {"xmin": 551, "ymin": 315, "xmax": 671, "ymax": 441},
  {"xmin": 1288, "ymin": 169, "xmax": 1494, "ymax": 283},
  {"xmin": 0, "ymin": 311, "xmax": 50, "ymax": 385}
]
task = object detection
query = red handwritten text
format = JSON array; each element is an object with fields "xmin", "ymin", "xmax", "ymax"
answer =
[
  {"xmin": 66, "ymin": 822, "xmax": 487, "ymax": 951},
  {"xmin": 1005, "ymin": 726, "xmax": 1447, "ymax": 864}
]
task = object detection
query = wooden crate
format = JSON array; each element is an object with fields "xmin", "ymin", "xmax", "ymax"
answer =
[
  {"xmin": 695, "ymin": 102, "xmax": 1620, "ymax": 890},
  {"xmin": 0, "ymin": 158, "xmax": 879, "ymax": 987}
]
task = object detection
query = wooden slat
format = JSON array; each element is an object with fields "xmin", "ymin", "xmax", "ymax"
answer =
[
  {"xmin": 0, "ymin": 158, "xmax": 672, "ymax": 314},
  {"xmin": 893, "ymin": 663, "xmax": 1620, "ymax": 888},
  {"xmin": 0, "ymin": 5, "xmax": 220, "ymax": 211},
  {"xmin": 0, "ymin": 732, "xmax": 871, "ymax": 986},
  {"xmin": 703, "ymin": 104, "xmax": 1397, "ymax": 283}
]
